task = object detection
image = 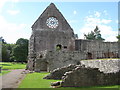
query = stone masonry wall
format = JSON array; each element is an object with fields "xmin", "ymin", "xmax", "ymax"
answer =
[
  {"xmin": 46, "ymin": 59, "xmax": 120, "ymax": 87},
  {"xmin": 27, "ymin": 50, "xmax": 86, "ymax": 72},
  {"xmin": 80, "ymin": 59, "xmax": 120, "ymax": 73},
  {"xmin": 61, "ymin": 65, "xmax": 120, "ymax": 87},
  {"xmin": 75, "ymin": 39, "xmax": 119, "ymax": 59},
  {"xmin": 46, "ymin": 51, "xmax": 86, "ymax": 72}
]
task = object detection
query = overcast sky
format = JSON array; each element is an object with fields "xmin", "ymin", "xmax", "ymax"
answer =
[{"xmin": 0, "ymin": 0, "xmax": 119, "ymax": 43}]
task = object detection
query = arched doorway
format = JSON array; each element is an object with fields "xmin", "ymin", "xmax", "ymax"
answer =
[{"xmin": 87, "ymin": 52, "xmax": 92, "ymax": 59}]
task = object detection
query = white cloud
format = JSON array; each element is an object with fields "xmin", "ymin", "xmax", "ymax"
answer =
[
  {"xmin": 73, "ymin": 10, "xmax": 77, "ymax": 15},
  {"xmin": 101, "ymin": 19, "xmax": 112, "ymax": 24},
  {"xmin": 99, "ymin": 25, "xmax": 117, "ymax": 40},
  {"xmin": 94, "ymin": 11, "xmax": 101, "ymax": 17},
  {"xmin": 0, "ymin": 15, "xmax": 30, "ymax": 43},
  {"xmin": 7, "ymin": 10, "xmax": 20, "ymax": 15},
  {"xmin": 0, "ymin": 0, "xmax": 29, "ymax": 43},
  {"xmin": 0, "ymin": 0, "xmax": 19, "ymax": 13},
  {"xmin": 85, "ymin": 16, "xmax": 112, "ymax": 25},
  {"xmin": 79, "ymin": 11, "xmax": 118, "ymax": 42},
  {"xmin": 0, "ymin": 0, "xmax": 8, "ymax": 13}
]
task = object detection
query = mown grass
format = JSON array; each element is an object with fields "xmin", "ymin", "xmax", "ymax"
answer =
[
  {"xmin": 19, "ymin": 72, "xmax": 61, "ymax": 88},
  {"xmin": 19, "ymin": 72, "xmax": 120, "ymax": 89},
  {"xmin": 0, "ymin": 70, "xmax": 11, "ymax": 76},
  {"xmin": 0, "ymin": 62, "xmax": 26, "ymax": 76},
  {"xmin": 0, "ymin": 62, "xmax": 26, "ymax": 70},
  {"xmin": 61, "ymin": 85, "xmax": 120, "ymax": 89}
]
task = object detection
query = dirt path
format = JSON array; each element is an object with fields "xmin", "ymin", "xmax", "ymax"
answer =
[{"xmin": 0, "ymin": 69, "xmax": 26, "ymax": 89}]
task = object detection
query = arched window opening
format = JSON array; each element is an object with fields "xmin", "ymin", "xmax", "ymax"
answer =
[{"xmin": 56, "ymin": 44, "xmax": 62, "ymax": 50}]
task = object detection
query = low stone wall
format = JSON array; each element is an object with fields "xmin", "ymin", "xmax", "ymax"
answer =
[
  {"xmin": 61, "ymin": 65, "xmax": 120, "ymax": 87},
  {"xmin": 48, "ymin": 59, "xmax": 120, "ymax": 87},
  {"xmin": 80, "ymin": 59, "xmax": 120, "ymax": 73},
  {"xmin": 43, "ymin": 64, "xmax": 77, "ymax": 80}
]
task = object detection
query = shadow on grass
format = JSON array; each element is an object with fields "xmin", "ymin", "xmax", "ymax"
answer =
[
  {"xmin": 0, "ymin": 64, "xmax": 12, "ymax": 66},
  {"xmin": 60, "ymin": 85, "xmax": 120, "ymax": 89}
]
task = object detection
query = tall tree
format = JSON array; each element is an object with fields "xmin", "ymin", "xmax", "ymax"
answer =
[
  {"xmin": 2, "ymin": 44, "xmax": 10, "ymax": 62},
  {"xmin": 1, "ymin": 37, "xmax": 11, "ymax": 62},
  {"xmin": 116, "ymin": 35, "xmax": 120, "ymax": 42},
  {"xmin": 84, "ymin": 26, "xmax": 105, "ymax": 41},
  {"xmin": 13, "ymin": 38, "xmax": 28, "ymax": 63}
]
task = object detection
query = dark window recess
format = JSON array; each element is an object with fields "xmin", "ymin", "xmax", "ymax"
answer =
[
  {"xmin": 40, "ymin": 55, "xmax": 43, "ymax": 58},
  {"xmin": 64, "ymin": 46, "xmax": 67, "ymax": 49},
  {"xmin": 56, "ymin": 44, "xmax": 62, "ymax": 50},
  {"xmin": 87, "ymin": 52, "xmax": 92, "ymax": 59}
]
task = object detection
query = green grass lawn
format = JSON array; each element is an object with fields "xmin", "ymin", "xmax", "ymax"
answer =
[
  {"xmin": 0, "ymin": 70, "xmax": 11, "ymax": 76},
  {"xmin": 0, "ymin": 62, "xmax": 26, "ymax": 70},
  {"xmin": 19, "ymin": 72, "xmax": 120, "ymax": 89},
  {"xmin": 0, "ymin": 62, "xmax": 26, "ymax": 76},
  {"xmin": 19, "ymin": 72, "xmax": 61, "ymax": 88}
]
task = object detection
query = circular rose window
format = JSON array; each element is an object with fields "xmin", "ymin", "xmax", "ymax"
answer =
[{"xmin": 46, "ymin": 17, "xmax": 59, "ymax": 28}]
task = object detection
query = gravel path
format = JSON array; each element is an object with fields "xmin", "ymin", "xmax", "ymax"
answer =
[{"xmin": 0, "ymin": 69, "xmax": 26, "ymax": 89}]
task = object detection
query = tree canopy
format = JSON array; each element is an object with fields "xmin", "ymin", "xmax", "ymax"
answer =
[
  {"xmin": 1, "ymin": 37, "xmax": 29, "ymax": 62},
  {"xmin": 84, "ymin": 26, "xmax": 105, "ymax": 41},
  {"xmin": 13, "ymin": 38, "xmax": 29, "ymax": 62},
  {"xmin": 116, "ymin": 35, "xmax": 120, "ymax": 42}
]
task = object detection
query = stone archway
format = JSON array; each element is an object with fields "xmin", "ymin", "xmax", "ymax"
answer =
[{"xmin": 87, "ymin": 52, "xmax": 92, "ymax": 59}]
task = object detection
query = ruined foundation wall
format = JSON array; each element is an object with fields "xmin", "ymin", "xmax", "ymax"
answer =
[
  {"xmin": 61, "ymin": 66, "xmax": 120, "ymax": 87},
  {"xmin": 60, "ymin": 59, "xmax": 120, "ymax": 87},
  {"xmin": 43, "ymin": 64, "xmax": 77, "ymax": 80},
  {"xmin": 44, "ymin": 59, "xmax": 120, "ymax": 87},
  {"xmin": 80, "ymin": 59, "xmax": 120, "ymax": 73}
]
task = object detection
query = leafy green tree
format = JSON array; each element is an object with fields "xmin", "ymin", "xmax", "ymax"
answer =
[
  {"xmin": 84, "ymin": 31, "xmax": 96, "ymax": 40},
  {"xmin": 84, "ymin": 26, "xmax": 105, "ymax": 41},
  {"xmin": 1, "ymin": 38, "xmax": 11, "ymax": 62},
  {"xmin": 13, "ymin": 38, "xmax": 28, "ymax": 63},
  {"xmin": 116, "ymin": 35, "xmax": 120, "ymax": 42},
  {"xmin": 1, "ymin": 37, "xmax": 7, "ymax": 44},
  {"xmin": 2, "ymin": 41, "xmax": 16, "ymax": 62},
  {"xmin": 2, "ymin": 44, "xmax": 10, "ymax": 62}
]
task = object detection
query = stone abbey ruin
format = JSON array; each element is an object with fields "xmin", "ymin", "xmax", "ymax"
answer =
[{"xmin": 27, "ymin": 3, "xmax": 120, "ymax": 87}]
